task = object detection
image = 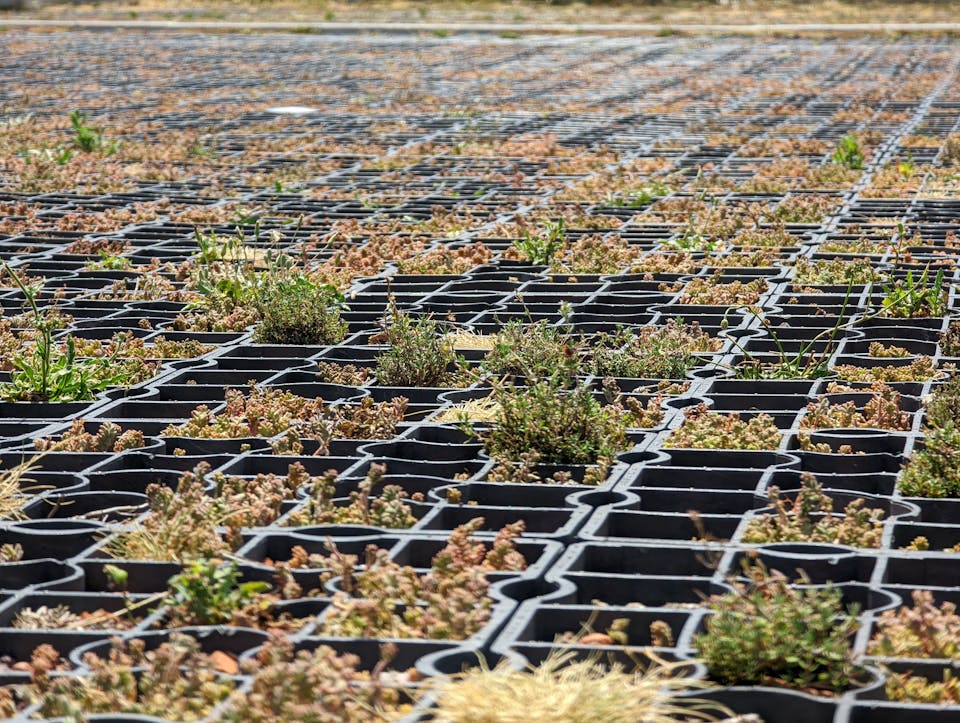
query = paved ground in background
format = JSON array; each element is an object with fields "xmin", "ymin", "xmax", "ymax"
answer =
[
  {"xmin": 8, "ymin": 0, "xmax": 960, "ymax": 29},
  {"xmin": 6, "ymin": 18, "xmax": 960, "ymax": 34}
]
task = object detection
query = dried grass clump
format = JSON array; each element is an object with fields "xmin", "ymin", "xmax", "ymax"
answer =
[
  {"xmin": 434, "ymin": 397, "xmax": 500, "ymax": 423},
  {"xmin": 0, "ymin": 455, "xmax": 44, "ymax": 521},
  {"xmin": 444, "ymin": 330, "xmax": 496, "ymax": 351},
  {"xmin": 428, "ymin": 649, "xmax": 731, "ymax": 723}
]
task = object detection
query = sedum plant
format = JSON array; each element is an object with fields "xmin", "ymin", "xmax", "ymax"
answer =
[
  {"xmin": 221, "ymin": 636, "xmax": 409, "ymax": 722},
  {"xmin": 108, "ymin": 461, "xmax": 414, "ymax": 561},
  {"xmin": 589, "ymin": 320, "xmax": 720, "ymax": 379},
  {"xmin": 550, "ymin": 233, "xmax": 646, "ymax": 275},
  {"xmin": 210, "ymin": 462, "xmax": 318, "ymax": 528},
  {"xmin": 901, "ymin": 535, "xmax": 960, "ymax": 553},
  {"xmin": 898, "ymin": 422, "xmax": 960, "ymax": 497},
  {"xmin": 696, "ymin": 560, "xmax": 862, "ymax": 694},
  {"xmin": 741, "ymin": 473, "xmax": 884, "ymax": 548},
  {"xmin": 34, "ymin": 419, "xmax": 145, "ymax": 452},
  {"xmin": 800, "ymin": 382, "xmax": 910, "ymax": 431},
  {"xmin": 270, "ymin": 396, "xmax": 407, "ymax": 455},
  {"xmin": 769, "ymin": 194, "xmax": 837, "ymax": 224},
  {"xmin": 105, "ymin": 465, "xmax": 234, "ymax": 561},
  {"xmin": 869, "ymin": 590, "xmax": 960, "ymax": 659},
  {"xmin": 868, "ymin": 590, "xmax": 960, "ymax": 703},
  {"xmin": 868, "ymin": 342, "xmax": 910, "ymax": 358},
  {"xmin": 943, "ymin": 133, "xmax": 960, "ymax": 165},
  {"xmin": 396, "ymin": 241, "xmax": 493, "ymax": 274},
  {"xmin": 795, "ymin": 432, "xmax": 856, "ymax": 454},
  {"xmin": 898, "ymin": 378, "xmax": 960, "ymax": 497},
  {"xmin": 704, "ymin": 250, "xmax": 775, "ymax": 268},
  {"xmin": 833, "ymin": 357, "xmax": 943, "ymax": 383},
  {"xmin": 164, "ymin": 386, "xmax": 327, "ymax": 438},
  {"xmin": 793, "ymin": 257, "xmax": 879, "ymax": 287},
  {"xmin": 315, "ymin": 518, "xmax": 525, "ymax": 640},
  {"xmin": 920, "ymin": 375, "xmax": 960, "ymax": 429},
  {"xmin": 733, "ymin": 227, "xmax": 796, "ymax": 248},
  {"xmin": 885, "ymin": 670, "xmax": 960, "ymax": 704},
  {"xmin": 557, "ymin": 615, "xmax": 633, "ymax": 647},
  {"xmin": 28, "ymin": 634, "xmax": 234, "ymax": 721},
  {"xmin": 314, "ymin": 360, "xmax": 374, "ymax": 386},
  {"xmin": 284, "ymin": 463, "xmax": 419, "ymax": 529},
  {"xmin": 678, "ymin": 275, "xmax": 767, "ymax": 306},
  {"xmin": 164, "ymin": 386, "xmax": 406, "ymax": 453},
  {"xmin": 70, "ymin": 332, "xmax": 214, "ymax": 360},
  {"xmin": 940, "ymin": 320, "xmax": 960, "ymax": 356},
  {"xmin": 629, "ymin": 251, "xmax": 700, "ymax": 276},
  {"xmin": 665, "ymin": 404, "xmax": 781, "ymax": 450}
]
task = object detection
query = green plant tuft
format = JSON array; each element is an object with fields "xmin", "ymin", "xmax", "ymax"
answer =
[
  {"xmin": 373, "ymin": 303, "xmax": 460, "ymax": 387},
  {"xmin": 696, "ymin": 560, "xmax": 862, "ymax": 694},
  {"xmin": 484, "ymin": 379, "xmax": 631, "ymax": 465},
  {"xmin": 512, "ymin": 218, "xmax": 566, "ymax": 265},
  {"xmin": 666, "ymin": 404, "xmax": 782, "ymax": 450},
  {"xmin": 831, "ymin": 134, "xmax": 864, "ymax": 170},
  {"xmin": 252, "ymin": 277, "xmax": 347, "ymax": 345}
]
